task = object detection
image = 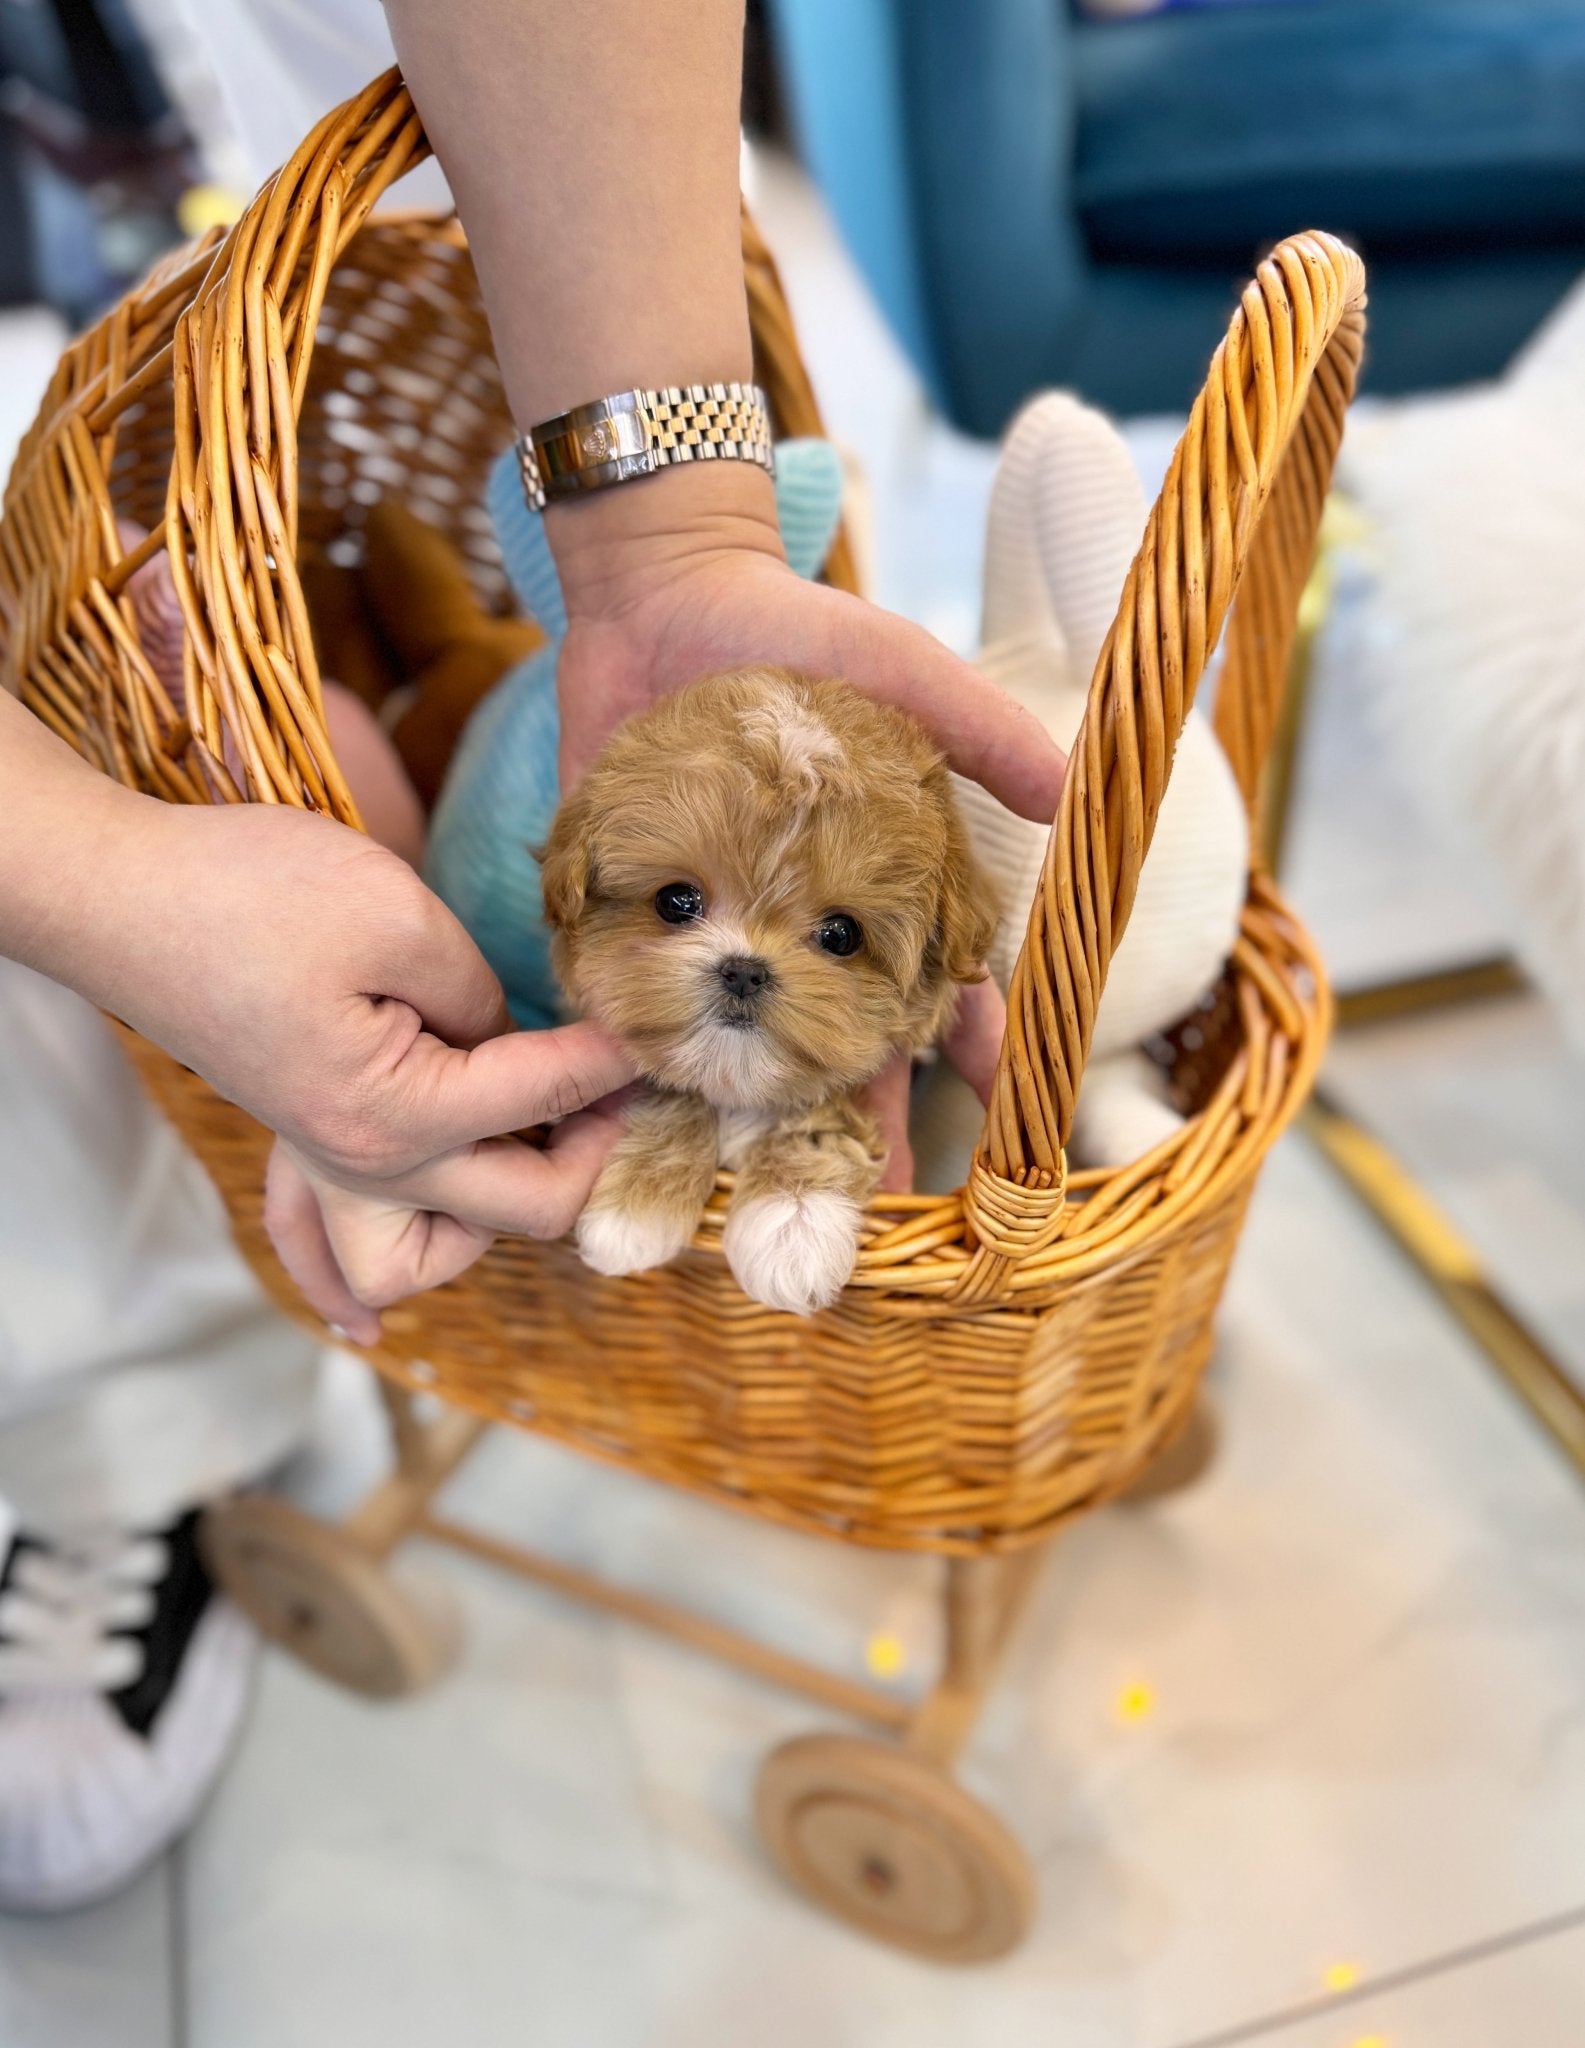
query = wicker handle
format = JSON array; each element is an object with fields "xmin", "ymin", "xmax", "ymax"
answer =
[{"xmin": 958, "ymin": 233, "xmax": 1366, "ymax": 1295}]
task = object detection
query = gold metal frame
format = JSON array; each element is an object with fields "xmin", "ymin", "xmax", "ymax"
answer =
[
  {"xmin": 1332, "ymin": 956, "xmax": 1526, "ymax": 1029},
  {"xmin": 1303, "ymin": 1091, "xmax": 1585, "ymax": 1477}
]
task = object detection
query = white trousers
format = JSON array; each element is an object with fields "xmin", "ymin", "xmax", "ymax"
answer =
[
  {"xmin": 134, "ymin": 0, "xmax": 450, "ymax": 210},
  {"xmin": 0, "ymin": 4, "xmax": 437, "ymax": 1541},
  {"xmin": 0, "ymin": 961, "xmax": 318, "ymax": 1537},
  {"xmin": 0, "ymin": 6, "xmax": 419, "ymax": 1542}
]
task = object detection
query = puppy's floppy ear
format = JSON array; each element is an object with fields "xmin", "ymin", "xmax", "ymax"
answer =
[
  {"xmin": 932, "ymin": 782, "xmax": 1001, "ymax": 986},
  {"xmin": 539, "ymin": 783, "xmax": 596, "ymax": 931}
]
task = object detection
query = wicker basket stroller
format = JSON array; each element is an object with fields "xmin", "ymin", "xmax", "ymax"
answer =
[{"xmin": 0, "ymin": 71, "xmax": 1363, "ymax": 1962}]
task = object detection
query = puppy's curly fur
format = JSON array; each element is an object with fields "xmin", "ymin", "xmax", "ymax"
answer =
[{"xmin": 542, "ymin": 668, "xmax": 996, "ymax": 1314}]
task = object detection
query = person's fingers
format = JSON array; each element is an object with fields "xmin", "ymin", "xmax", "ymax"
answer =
[
  {"xmin": 365, "ymin": 1211, "xmax": 494, "ymax": 1301},
  {"xmin": 312, "ymin": 1106, "xmax": 623, "ymax": 1312},
  {"xmin": 941, "ymin": 976, "xmax": 1008, "ymax": 1107},
  {"xmin": 535, "ymin": 1100, "xmax": 631, "ymax": 1221},
  {"xmin": 263, "ymin": 1144, "xmax": 382, "ymax": 1345},
  {"xmin": 557, "ymin": 562, "xmax": 1065, "ymax": 818},
  {"xmin": 381, "ymin": 1103, "xmax": 625, "ymax": 1238},
  {"xmin": 835, "ymin": 608, "xmax": 1065, "ymax": 826},
  {"xmin": 855, "ymin": 985, "xmax": 1006, "ymax": 1198},
  {"xmin": 412, "ymin": 1018, "xmax": 634, "ymax": 1149},
  {"xmin": 348, "ymin": 1019, "xmax": 637, "ymax": 1171},
  {"xmin": 315, "ymin": 1183, "xmax": 495, "ymax": 1310},
  {"xmin": 753, "ymin": 582, "xmax": 1067, "ymax": 825},
  {"xmin": 859, "ymin": 1052, "xmax": 915, "ymax": 1194}
]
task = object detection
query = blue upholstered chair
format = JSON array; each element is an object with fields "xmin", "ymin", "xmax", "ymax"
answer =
[{"xmin": 765, "ymin": 0, "xmax": 1585, "ymax": 432}]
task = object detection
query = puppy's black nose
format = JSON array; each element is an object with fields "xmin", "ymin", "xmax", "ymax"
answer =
[{"xmin": 718, "ymin": 955, "xmax": 772, "ymax": 1001}]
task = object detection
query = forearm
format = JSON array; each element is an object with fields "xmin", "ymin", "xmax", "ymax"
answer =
[
  {"xmin": 0, "ymin": 689, "xmax": 163, "ymax": 1003},
  {"xmin": 383, "ymin": 0, "xmax": 753, "ymax": 425},
  {"xmin": 382, "ymin": 0, "xmax": 778, "ymax": 607}
]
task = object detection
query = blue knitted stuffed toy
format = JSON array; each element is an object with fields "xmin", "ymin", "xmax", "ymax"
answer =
[{"xmin": 425, "ymin": 439, "xmax": 847, "ymax": 1028}]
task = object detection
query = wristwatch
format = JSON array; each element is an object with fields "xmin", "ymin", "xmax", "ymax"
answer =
[{"xmin": 517, "ymin": 381, "xmax": 774, "ymax": 511}]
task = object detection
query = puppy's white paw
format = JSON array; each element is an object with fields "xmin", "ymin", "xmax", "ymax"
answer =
[
  {"xmin": 724, "ymin": 1190, "xmax": 861, "ymax": 1315},
  {"xmin": 577, "ymin": 1201, "xmax": 695, "ymax": 1277}
]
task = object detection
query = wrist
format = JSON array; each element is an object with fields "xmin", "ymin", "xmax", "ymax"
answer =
[
  {"xmin": 546, "ymin": 458, "xmax": 786, "ymax": 626},
  {"xmin": 22, "ymin": 791, "xmax": 174, "ymax": 1013}
]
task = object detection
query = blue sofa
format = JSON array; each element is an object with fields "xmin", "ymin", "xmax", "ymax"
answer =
[{"xmin": 765, "ymin": 0, "xmax": 1585, "ymax": 432}]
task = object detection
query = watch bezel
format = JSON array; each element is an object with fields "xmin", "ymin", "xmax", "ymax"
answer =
[{"xmin": 532, "ymin": 391, "xmax": 659, "ymax": 500}]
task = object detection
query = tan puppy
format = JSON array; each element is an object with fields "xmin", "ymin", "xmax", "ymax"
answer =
[{"xmin": 541, "ymin": 668, "xmax": 997, "ymax": 1314}]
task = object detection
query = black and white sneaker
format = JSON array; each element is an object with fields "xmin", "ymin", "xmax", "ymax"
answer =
[{"xmin": 0, "ymin": 1502, "xmax": 256, "ymax": 1912}]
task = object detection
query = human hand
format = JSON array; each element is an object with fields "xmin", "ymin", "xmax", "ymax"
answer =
[
  {"xmin": 548, "ymin": 467, "xmax": 1052, "ymax": 1184},
  {"xmin": 548, "ymin": 465, "xmax": 1067, "ymax": 816},
  {"xmin": 263, "ymin": 1080, "xmax": 628, "ymax": 1344},
  {"xmin": 25, "ymin": 785, "xmax": 635, "ymax": 1330}
]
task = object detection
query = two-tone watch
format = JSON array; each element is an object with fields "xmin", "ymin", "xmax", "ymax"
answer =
[{"xmin": 517, "ymin": 380, "xmax": 774, "ymax": 511}]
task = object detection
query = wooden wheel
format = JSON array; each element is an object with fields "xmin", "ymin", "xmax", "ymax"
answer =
[
  {"xmin": 1121, "ymin": 1395, "xmax": 1220, "ymax": 1504},
  {"xmin": 755, "ymin": 1734, "xmax": 1034, "ymax": 1962},
  {"xmin": 200, "ymin": 1494, "xmax": 455, "ymax": 1698}
]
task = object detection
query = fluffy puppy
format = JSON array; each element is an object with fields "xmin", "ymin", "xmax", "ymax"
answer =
[{"xmin": 541, "ymin": 668, "xmax": 997, "ymax": 1313}]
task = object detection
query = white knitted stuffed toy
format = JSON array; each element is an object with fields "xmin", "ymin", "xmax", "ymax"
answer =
[{"xmin": 956, "ymin": 393, "xmax": 1250, "ymax": 1167}]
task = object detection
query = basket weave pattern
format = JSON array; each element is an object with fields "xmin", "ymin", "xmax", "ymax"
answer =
[{"xmin": 0, "ymin": 73, "xmax": 1363, "ymax": 1552}]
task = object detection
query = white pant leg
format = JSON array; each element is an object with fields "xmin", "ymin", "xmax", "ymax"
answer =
[
  {"xmin": 0, "ymin": 961, "xmax": 318, "ymax": 1536},
  {"xmin": 131, "ymin": 0, "xmax": 450, "ymax": 204}
]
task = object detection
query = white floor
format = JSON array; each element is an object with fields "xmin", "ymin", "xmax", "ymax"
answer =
[{"xmin": 5, "ymin": 153, "xmax": 1585, "ymax": 2046}]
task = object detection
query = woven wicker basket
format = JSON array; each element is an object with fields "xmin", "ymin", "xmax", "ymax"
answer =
[{"xmin": 0, "ymin": 72, "xmax": 1364, "ymax": 1556}]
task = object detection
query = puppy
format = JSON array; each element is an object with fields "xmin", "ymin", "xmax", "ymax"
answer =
[{"xmin": 540, "ymin": 668, "xmax": 998, "ymax": 1315}]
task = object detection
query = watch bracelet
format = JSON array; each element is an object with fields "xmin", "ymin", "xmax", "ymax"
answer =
[{"xmin": 518, "ymin": 381, "xmax": 774, "ymax": 511}]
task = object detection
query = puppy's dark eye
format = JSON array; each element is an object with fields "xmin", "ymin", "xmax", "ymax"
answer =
[
  {"xmin": 655, "ymin": 882, "xmax": 704, "ymax": 925},
  {"xmin": 815, "ymin": 913, "xmax": 863, "ymax": 957}
]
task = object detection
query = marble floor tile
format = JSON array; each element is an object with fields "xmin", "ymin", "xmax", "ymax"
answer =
[
  {"xmin": 179, "ymin": 1531, "xmax": 672, "ymax": 2046},
  {"xmin": 178, "ymin": 1131, "xmax": 1585, "ymax": 2047},
  {"xmin": 440, "ymin": 1417, "xmax": 944, "ymax": 1709},
  {"xmin": 181, "ymin": 1537, "xmax": 667, "ymax": 1893},
  {"xmin": 969, "ymin": 1134, "xmax": 1585, "ymax": 2044},
  {"xmin": 1193, "ymin": 1910, "xmax": 1585, "ymax": 2048},
  {"xmin": 186, "ymin": 1844, "xmax": 664, "ymax": 2048},
  {"xmin": 1324, "ymin": 991, "xmax": 1585, "ymax": 1389},
  {"xmin": 0, "ymin": 1857, "xmax": 176, "ymax": 2048}
]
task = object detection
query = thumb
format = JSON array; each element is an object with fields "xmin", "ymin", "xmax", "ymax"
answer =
[
  {"xmin": 393, "ymin": 1019, "xmax": 638, "ymax": 1159},
  {"xmin": 785, "ymin": 585, "xmax": 1066, "ymax": 825}
]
